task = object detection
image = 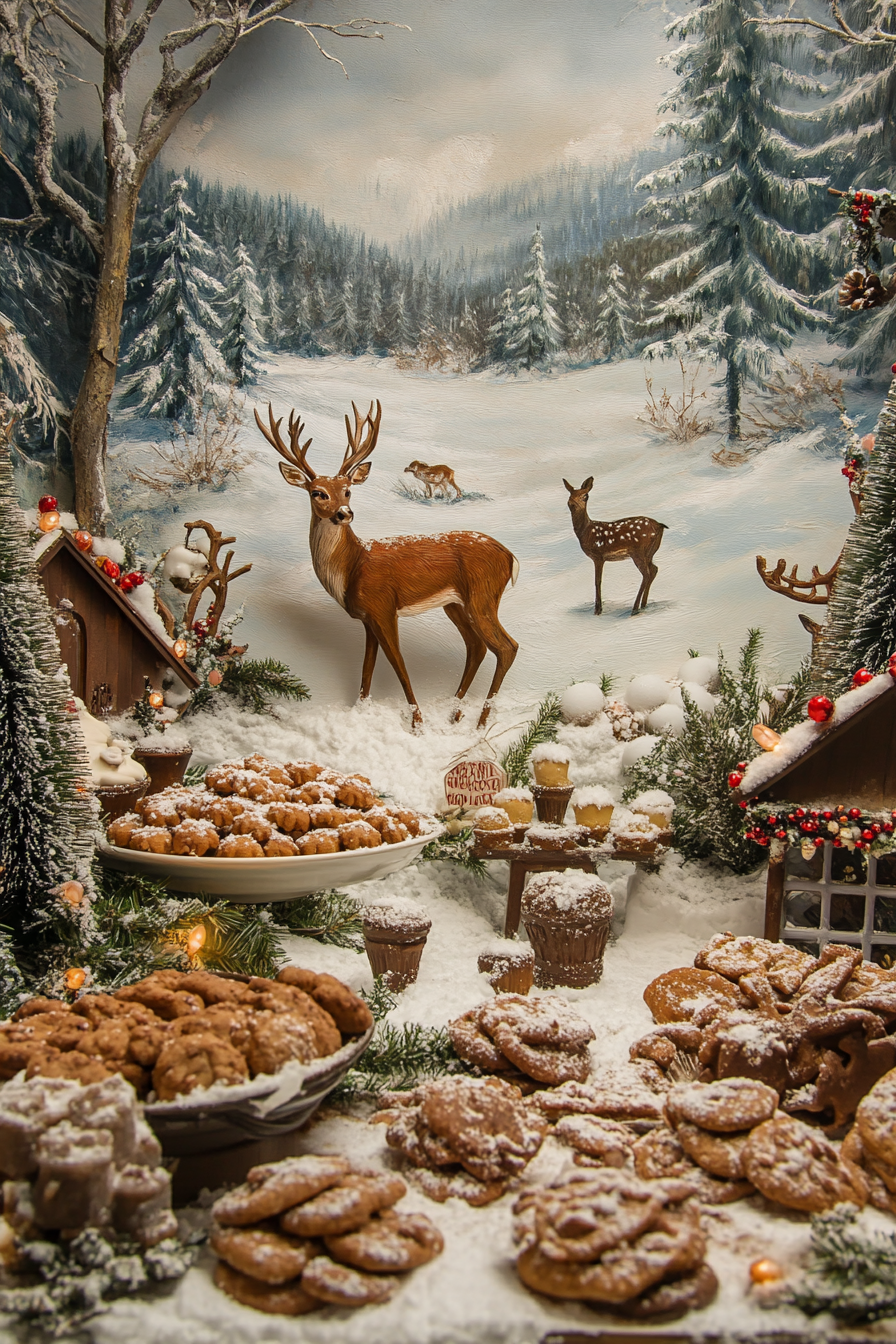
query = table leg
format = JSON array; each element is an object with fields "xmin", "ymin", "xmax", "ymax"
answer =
[{"xmin": 504, "ymin": 862, "xmax": 527, "ymax": 938}]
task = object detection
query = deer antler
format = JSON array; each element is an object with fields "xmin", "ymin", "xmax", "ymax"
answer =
[
  {"xmin": 756, "ymin": 552, "xmax": 841, "ymax": 605},
  {"xmin": 254, "ymin": 404, "xmax": 316, "ymax": 481},
  {"xmin": 341, "ymin": 400, "xmax": 382, "ymax": 476}
]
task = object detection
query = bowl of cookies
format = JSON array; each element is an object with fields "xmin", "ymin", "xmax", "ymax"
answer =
[
  {"xmin": 0, "ymin": 966, "xmax": 375, "ymax": 1156},
  {"xmin": 96, "ymin": 754, "xmax": 441, "ymax": 901}
]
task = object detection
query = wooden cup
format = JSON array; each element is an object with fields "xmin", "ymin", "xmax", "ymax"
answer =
[
  {"xmin": 521, "ymin": 908, "xmax": 611, "ymax": 989},
  {"xmin": 363, "ymin": 916, "xmax": 432, "ymax": 992},
  {"xmin": 478, "ymin": 948, "xmax": 535, "ymax": 995},
  {"xmin": 132, "ymin": 747, "xmax": 193, "ymax": 795},
  {"xmin": 531, "ymin": 783, "xmax": 575, "ymax": 825}
]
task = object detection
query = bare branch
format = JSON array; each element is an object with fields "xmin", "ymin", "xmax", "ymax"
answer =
[
  {"xmin": 42, "ymin": 1, "xmax": 104, "ymax": 53},
  {"xmin": 249, "ymin": 16, "xmax": 410, "ymax": 76},
  {"xmin": 0, "ymin": 143, "xmax": 47, "ymax": 232},
  {"xmin": 120, "ymin": 0, "xmax": 165, "ymax": 63},
  {"xmin": 747, "ymin": 0, "xmax": 896, "ymax": 47}
]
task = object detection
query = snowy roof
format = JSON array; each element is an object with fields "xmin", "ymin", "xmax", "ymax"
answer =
[
  {"xmin": 37, "ymin": 531, "xmax": 199, "ymax": 688},
  {"xmin": 739, "ymin": 672, "xmax": 896, "ymax": 802}
]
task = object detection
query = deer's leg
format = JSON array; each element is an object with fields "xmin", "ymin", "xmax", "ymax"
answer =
[
  {"xmin": 467, "ymin": 607, "xmax": 518, "ymax": 729},
  {"xmin": 368, "ymin": 614, "xmax": 423, "ymax": 729},
  {"xmin": 631, "ymin": 555, "xmax": 656, "ymax": 614},
  {"xmin": 444, "ymin": 602, "xmax": 487, "ymax": 719},
  {"xmin": 359, "ymin": 624, "xmax": 379, "ymax": 700},
  {"xmin": 593, "ymin": 558, "xmax": 605, "ymax": 615}
]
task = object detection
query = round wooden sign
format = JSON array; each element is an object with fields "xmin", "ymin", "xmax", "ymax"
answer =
[{"xmin": 444, "ymin": 760, "xmax": 507, "ymax": 809}]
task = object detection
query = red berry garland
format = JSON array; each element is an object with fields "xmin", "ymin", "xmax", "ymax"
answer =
[
  {"xmin": 852, "ymin": 667, "xmax": 874, "ymax": 687},
  {"xmin": 37, "ymin": 495, "xmax": 57, "ymax": 514},
  {"xmin": 807, "ymin": 695, "xmax": 834, "ymax": 723}
]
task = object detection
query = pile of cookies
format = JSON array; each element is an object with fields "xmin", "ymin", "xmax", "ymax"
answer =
[
  {"xmin": 210, "ymin": 1154, "xmax": 443, "ymax": 1315},
  {"xmin": 513, "ymin": 1169, "xmax": 718, "ymax": 1323},
  {"xmin": 842, "ymin": 1070, "xmax": 896, "ymax": 1215},
  {"xmin": 447, "ymin": 994, "xmax": 595, "ymax": 1088},
  {"xmin": 105, "ymin": 754, "xmax": 427, "ymax": 857},
  {"xmin": 0, "ymin": 967, "xmax": 372, "ymax": 1101},
  {"xmin": 373, "ymin": 1076, "xmax": 548, "ymax": 1205},
  {"xmin": 633, "ymin": 934, "xmax": 896, "ymax": 1129},
  {"xmin": 0, "ymin": 1073, "xmax": 177, "ymax": 1248}
]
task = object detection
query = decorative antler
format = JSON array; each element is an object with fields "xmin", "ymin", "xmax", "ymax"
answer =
[
  {"xmin": 341, "ymin": 400, "xmax": 382, "ymax": 476},
  {"xmin": 755, "ymin": 552, "xmax": 841, "ymax": 605},
  {"xmin": 182, "ymin": 520, "xmax": 253, "ymax": 638},
  {"xmin": 254, "ymin": 404, "xmax": 316, "ymax": 481}
]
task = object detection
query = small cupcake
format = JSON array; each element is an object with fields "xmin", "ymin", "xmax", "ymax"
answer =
[
  {"xmin": 492, "ymin": 786, "xmax": 534, "ymax": 827},
  {"xmin": 529, "ymin": 743, "xmax": 571, "ymax": 787},
  {"xmin": 472, "ymin": 806, "xmax": 515, "ymax": 851},
  {"xmin": 608, "ymin": 807, "xmax": 660, "ymax": 855},
  {"xmin": 629, "ymin": 790, "xmax": 675, "ymax": 845},
  {"xmin": 478, "ymin": 940, "xmax": 535, "ymax": 995},
  {"xmin": 571, "ymin": 785, "xmax": 615, "ymax": 840},
  {"xmin": 525, "ymin": 823, "xmax": 578, "ymax": 852}
]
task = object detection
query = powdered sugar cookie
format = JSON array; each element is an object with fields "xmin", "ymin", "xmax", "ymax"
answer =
[
  {"xmin": 324, "ymin": 1209, "xmax": 444, "ymax": 1272},
  {"xmin": 213, "ymin": 1260, "xmax": 320, "ymax": 1315},
  {"xmin": 672, "ymin": 1121, "xmax": 751, "ymax": 1180},
  {"xmin": 665, "ymin": 1078, "xmax": 778, "ymax": 1133},
  {"xmin": 300, "ymin": 1254, "xmax": 398, "ymax": 1306},
  {"xmin": 742, "ymin": 1114, "xmax": 868, "ymax": 1212},
  {"xmin": 643, "ymin": 966, "xmax": 746, "ymax": 1023},
  {"xmin": 213, "ymin": 1155, "xmax": 351, "ymax": 1226},
  {"xmin": 211, "ymin": 1225, "xmax": 318, "ymax": 1284},
  {"xmin": 280, "ymin": 1171, "xmax": 407, "ymax": 1237}
]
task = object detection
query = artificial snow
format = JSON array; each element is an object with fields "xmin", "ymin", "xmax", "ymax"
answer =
[
  {"xmin": 669, "ymin": 681, "xmax": 717, "ymax": 715},
  {"xmin": 623, "ymin": 674, "xmax": 671, "ymax": 712},
  {"xmin": 677, "ymin": 655, "xmax": 719, "ymax": 687},
  {"xmin": 646, "ymin": 702, "xmax": 686, "ymax": 735},
  {"xmin": 620, "ymin": 733, "xmax": 659, "ymax": 770},
  {"xmin": 528, "ymin": 742, "xmax": 570, "ymax": 765},
  {"xmin": 559, "ymin": 681, "xmax": 605, "ymax": 724},
  {"xmin": 570, "ymin": 784, "xmax": 615, "ymax": 809}
]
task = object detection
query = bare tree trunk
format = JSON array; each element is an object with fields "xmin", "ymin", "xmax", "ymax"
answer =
[{"xmin": 70, "ymin": 180, "xmax": 141, "ymax": 532}]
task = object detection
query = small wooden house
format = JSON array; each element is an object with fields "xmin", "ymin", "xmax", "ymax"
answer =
[
  {"xmin": 741, "ymin": 676, "xmax": 896, "ymax": 963},
  {"xmin": 37, "ymin": 531, "xmax": 199, "ymax": 716}
]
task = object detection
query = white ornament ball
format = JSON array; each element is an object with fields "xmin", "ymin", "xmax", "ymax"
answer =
[
  {"xmin": 677, "ymin": 656, "xmax": 719, "ymax": 689},
  {"xmin": 621, "ymin": 735, "xmax": 660, "ymax": 770},
  {"xmin": 624, "ymin": 675, "xmax": 671, "ymax": 714},
  {"xmin": 668, "ymin": 682, "xmax": 717, "ymax": 715},
  {"xmin": 560, "ymin": 681, "xmax": 606, "ymax": 725},
  {"xmin": 646, "ymin": 703, "xmax": 687, "ymax": 735}
]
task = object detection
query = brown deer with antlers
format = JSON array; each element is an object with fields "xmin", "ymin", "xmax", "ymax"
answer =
[
  {"xmin": 563, "ymin": 478, "xmax": 667, "ymax": 616},
  {"xmin": 255, "ymin": 401, "xmax": 519, "ymax": 729}
]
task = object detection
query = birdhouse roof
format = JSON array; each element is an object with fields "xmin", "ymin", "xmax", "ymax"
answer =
[
  {"xmin": 739, "ymin": 673, "xmax": 896, "ymax": 808},
  {"xmin": 37, "ymin": 531, "xmax": 199, "ymax": 689}
]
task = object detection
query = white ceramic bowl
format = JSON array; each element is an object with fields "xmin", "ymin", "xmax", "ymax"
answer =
[{"xmin": 97, "ymin": 824, "xmax": 440, "ymax": 901}]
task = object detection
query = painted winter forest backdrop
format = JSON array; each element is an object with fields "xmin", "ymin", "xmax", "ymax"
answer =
[{"xmin": 2, "ymin": 0, "xmax": 896, "ymax": 702}]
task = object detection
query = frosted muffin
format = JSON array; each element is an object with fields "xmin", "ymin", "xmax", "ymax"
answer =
[
  {"xmin": 477, "ymin": 939, "xmax": 535, "ymax": 995},
  {"xmin": 472, "ymin": 806, "xmax": 515, "ymax": 850},
  {"xmin": 521, "ymin": 872, "xmax": 614, "ymax": 989},
  {"xmin": 525, "ymin": 823, "xmax": 578, "ymax": 852},
  {"xmin": 571, "ymin": 785, "xmax": 615, "ymax": 837},
  {"xmin": 492, "ymin": 786, "xmax": 534, "ymax": 827},
  {"xmin": 609, "ymin": 808, "xmax": 661, "ymax": 854},
  {"xmin": 529, "ymin": 743, "xmax": 571, "ymax": 787},
  {"xmin": 629, "ymin": 790, "xmax": 674, "ymax": 843}
]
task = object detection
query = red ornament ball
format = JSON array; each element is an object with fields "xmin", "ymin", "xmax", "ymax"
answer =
[
  {"xmin": 852, "ymin": 667, "xmax": 874, "ymax": 688},
  {"xmin": 738, "ymin": 800, "xmax": 749, "ymax": 810},
  {"xmin": 73, "ymin": 529, "xmax": 92, "ymax": 552},
  {"xmin": 775, "ymin": 830, "xmax": 787, "ymax": 840},
  {"xmin": 850, "ymin": 808, "xmax": 862, "ymax": 820},
  {"xmin": 728, "ymin": 771, "xmax": 744, "ymax": 789},
  {"xmin": 37, "ymin": 495, "xmax": 58, "ymax": 514},
  {"xmin": 814, "ymin": 837, "xmax": 826, "ymax": 847},
  {"xmin": 119, "ymin": 577, "xmax": 134, "ymax": 593},
  {"xmin": 807, "ymin": 695, "xmax": 835, "ymax": 723},
  {"xmin": 102, "ymin": 559, "xmax": 120, "ymax": 580},
  {"xmin": 125, "ymin": 572, "xmax": 144, "ymax": 587}
]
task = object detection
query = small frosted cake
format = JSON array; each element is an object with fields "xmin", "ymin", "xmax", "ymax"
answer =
[
  {"xmin": 608, "ymin": 808, "xmax": 661, "ymax": 854},
  {"xmin": 473, "ymin": 806, "xmax": 515, "ymax": 850},
  {"xmin": 571, "ymin": 785, "xmax": 615, "ymax": 839},
  {"xmin": 492, "ymin": 786, "xmax": 534, "ymax": 827},
  {"xmin": 526, "ymin": 823, "xmax": 579, "ymax": 852},
  {"xmin": 477, "ymin": 939, "xmax": 535, "ymax": 995},
  {"xmin": 629, "ymin": 789, "xmax": 675, "ymax": 844},
  {"xmin": 529, "ymin": 743, "xmax": 571, "ymax": 787}
]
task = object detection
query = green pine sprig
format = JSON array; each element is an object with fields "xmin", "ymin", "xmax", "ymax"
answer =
[
  {"xmin": 500, "ymin": 691, "xmax": 562, "ymax": 787},
  {"xmin": 220, "ymin": 658, "xmax": 310, "ymax": 715},
  {"xmin": 421, "ymin": 827, "xmax": 487, "ymax": 877},
  {"xmin": 270, "ymin": 890, "xmax": 365, "ymax": 951},
  {"xmin": 788, "ymin": 1206, "xmax": 896, "ymax": 1324}
]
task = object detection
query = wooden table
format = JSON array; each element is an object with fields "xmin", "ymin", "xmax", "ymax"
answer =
[{"xmin": 471, "ymin": 839, "xmax": 664, "ymax": 937}]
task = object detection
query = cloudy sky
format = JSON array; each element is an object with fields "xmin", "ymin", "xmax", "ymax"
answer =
[{"xmin": 167, "ymin": 0, "xmax": 672, "ymax": 240}]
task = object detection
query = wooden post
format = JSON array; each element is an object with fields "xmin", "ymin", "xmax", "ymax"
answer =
[{"xmin": 764, "ymin": 840, "xmax": 786, "ymax": 942}]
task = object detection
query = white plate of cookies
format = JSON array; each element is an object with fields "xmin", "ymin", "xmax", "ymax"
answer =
[{"xmin": 96, "ymin": 753, "xmax": 441, "ymax": 901}]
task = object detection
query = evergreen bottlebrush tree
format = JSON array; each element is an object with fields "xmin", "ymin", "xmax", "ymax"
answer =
[
  {"xmin": 122, "ymin": 178, "xmax": 228, "ymax": 421},
  {"xmin": 506, "ymin": 226, "xmax": 563, "ymax": 368},
  {"xmin": 220, "ymin": 240, "xmax": 266, "ymax": 387},
  {"xmin": 623, "ymin": 631, "xmax": 811, "ymax": 873},
  {"xmin": 0, "ymin": 439, "xmax": 96, "ymax": 938},
  {"xmin": 488, "ymin": 287, "xmax": 516, "ymax": 362},
  {"xmin": 637, "ymin": 0, "xmax": 828, "ymax": 439},
  {"xmin": 814, "ymin": 375, "xmax": 896, "ymax": 688},
  {"xmin": 594, "ymin": 262, "xmax": 632, "ymax": 359}
]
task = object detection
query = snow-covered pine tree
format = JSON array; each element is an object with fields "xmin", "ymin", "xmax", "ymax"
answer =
[
  {"xmin": 220, "ymin": 240, "xmax": 266, "ymax": 386},
  {"xmin": 488, "ymin": 287, "xmax": 516, "ymax": 363},
  {"xmin": 0, "ymin": 436, "xmax": 96, "ymax": 939},
  {"xmin": 594, "ymin": 262, "xmax": 632, "ymax": 359},
  {"xmin": 386, "ymin": 282, "xmax": 416, "ymax": 352},
  {"xmin": 637, "ymin": 0, "xmax": 828, "ymax": 439},
  {"xmin": 814, "ymin": 375, "xmax": 896, "ymax": 688},
  {"xmin": 329, "ymin": 276, "xmax": 360, "ymax": 353},
  {"xmin": 261, "ymin": 275, "xmax": 283, "ymax": 348},
  {"xmin": 122, "ymin": 177, "xmax": 228, "ymax": 421},
  {"xmin": 506, "ymin": 225, "xmax": 563, "ymax": 368}
]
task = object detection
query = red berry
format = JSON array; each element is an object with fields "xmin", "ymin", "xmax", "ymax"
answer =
[
  {"xmin": 834, "ymin": 837, "xmax": 842, "ymax": 847},
  {"xmin": 37, "ymin": 495, "xmax": 58, "ymax": 514},
  {"xmin": 776, "ymin": 830, "xmax": 787, "ymax": 840},
  {"xmin": 873, "ymin": 823, "xmax": 882, "ymax": 833},
  {"xmin": 737, "ymin": 762, "xmax": 747, "ymax": 771},
  {"xmin": 823, "ymin": 811, "xmax": 833, "ymax": 820},
  {"xmin": 852, "ymin": 668, "xmax": 874, "ymax": 687},
  {"xmin": 863, "ymin": 829, "xmax": 875, "ymax": 840},
  {"xmin": 768, "ymin": 815, "xmax": 778, "ymax": 826},
  {"xmin": 885, "ymin": 823, "xmax": 894, "ymax": 834},
  {"xmin": 738, "ymin": 800, "xmax": 749, "ymax": 810},
  {"xmin": 102, "ymin": 559, "xmax": 120, "ymax": 580},
  {"xmin": 814, "ymin": 837, "xmax": 825, "ymax": 847},
  {"xmin": 756, "ymin": 836, "xmax": 769, "ymax": 847},
  {"xmin": 807, "ymin": 695, "xmax": 834, "ymax": 723},
  {"xmin": 119, "ymin": 577, "xmax": 134, "ymax": 592},
  {"xmin": 892, "ymin": 363, "xmax": 896, "ymax": 375},
  {"xmin": 796, "ymin": 808, "xmax": 806, "ymax": 818},
  {"xmin": 728, "ymin": 771, "xmax": 744, "ymax": 789},
  {"xmin": 856, "ymin": 191, "xmax": 863, "ymax": 202},
  {"xmin": 856, "ymin": 840, "xmax": 866, "ymax": 850},
  {"xmin": 849, "ymin": 808, "xmax": 862, "ymax": 819}
]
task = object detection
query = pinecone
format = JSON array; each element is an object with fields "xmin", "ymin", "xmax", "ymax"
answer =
[
  {"xmin": 604, "ymin": 699, "xmax": 645, "ymax": 742},
  {"xmin": 838, "ymin": 270, "xmax": 888, "ymax": 310}
]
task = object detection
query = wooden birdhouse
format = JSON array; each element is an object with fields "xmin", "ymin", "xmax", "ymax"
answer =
[
  {"xmin": 740, "ymin": 675, "xmax": 896, "ymax": 965},
  {"xmin": 37, "ymin": 531, "xmax": 199, "ymax": 716}
]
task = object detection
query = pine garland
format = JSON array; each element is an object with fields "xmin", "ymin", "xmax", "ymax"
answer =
[
  {"xmin": 334, "ymin": 978, "xmax": 470, "ymax": 1100},
  {"xmin": 815, "ymin": 375, "xmax": 896, "ymax": 692},
  {"xmin": 500, "ymin": 691, "xmax": 562, "ymax": 787},
  {"xmin": 421, "ymin": 827, "xmax": 487, "ymax": 878},
  {"xmin": 0, "ymin": 442, "xmax": 97, "ymax": 939},
  {"xmin": 788, "ymin": 1206, "xmax": 896, "ymax": 1324},
  {"xmin": 271, "ymin": 890, "xmax": 365, "ymax": 951},
  {"xmin": 184, "ymin": 655, "xmax": 310, "ymax": 717},
  {"xmin": 624, "ymin": 631, "xmax": 811, "ymax": 874}
]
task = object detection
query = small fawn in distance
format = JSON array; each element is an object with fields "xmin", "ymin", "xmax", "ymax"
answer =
[
  {"xmin": 563, "ymin": 477, "xmax": 666, "ymax": 616},
  {"xmin": 404, "ymin": 460, "xmax": 463, "ymax": 499},
  {"xmin": 255, "ymin": 400, "xmax": 519, "ymax": 729}
]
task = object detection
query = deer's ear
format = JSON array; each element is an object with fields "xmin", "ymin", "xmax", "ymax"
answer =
[
  {"xmin": 581, "ymin": 476, "xmax": 594, "ymax": 492},
  {"xmin": 348, "ymin": 462, "xmax": 372, "ymax": 484},
  {"xmin": 279, "ymin": 463, "xmax": 310, "ymax": 489},
  {"xmin": 562, "ymin": 478, "xmax": 574, "ymax": 493}
]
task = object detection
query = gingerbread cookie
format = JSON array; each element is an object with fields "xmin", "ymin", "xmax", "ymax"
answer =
[
  {"xmin": 553, "ymin": 1116, "xmax": 635, "ymax": 1169},
  {"xmin": 531, "ymin": 1078, "xmax": 664, "ymax": 1124},
  {"xmin": 665, "ymin": 1078, "xmax": 778, "ymax": 1133},
  {"xmin": 210, "ymin": 1225, "xmax": 318, "ymax": 1284},
  {"xmin": 419, "ymin": 1076, "xmax": 547, "ymax": 1182},
  {"xmin": 213, "ymin": 1155, "xmax": 352, "ymax": 1226},
  {"xmin": 644, "ymin": 967, "xmax": 747, "ymax": 1024},
  {"xmin": 617, "ymin": 1261, "xmax": 719, "ymax": 1321},
  {"xmin": 152, "ymin": 1032, "xmax": 249, "ymax": 1100},
  {"xmin": 447, "ymin": 1009, "xmax": 514, "ymax": 1072},
  {"xmin": 246, "ymin": 1012, "xmax": 319, "ymax": 1075},
  {"xmin": 324, "ymin": 1209, "xmax": 444, "ymax": 1272},
  {"xmin": 213, "ymin": 1260, "xmax": 320, "ymax": 1315},
  {"xmin": 280, "ymin": 1171, "xmax": 407, "ymax": 1237},
  {"xmin": 412, "ymin": 1165, "xmax": 509, "ymax": 1206},
  {"xmin": 742, "ymin": 1114, "xmax": 868, "ymax": 1212},
  {"xmin": 855, "ymin": 1068, "xmax": 896, "ymax": 1168},
  {"xmin": 672, "ymin": 1121, "xmax": 751, "ymax": 1180},
  {"xmin": 300, "ymin": 1254, "xmax": 398, "ymax": 1306}
]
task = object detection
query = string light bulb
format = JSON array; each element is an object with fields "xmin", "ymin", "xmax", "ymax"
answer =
[
  {"xmin": 750, "ymin": 1257, "xmax": 784, "ymax": 1285},
  {"xmin": 64, "ymin": 967, "xmax": 86, "ymax": 991},
  {"xmin": 73, "ymin": 529, "xmax": 93, "ymax": 552},
  {"xmin": 173, "ymin": 639, "xmax": 187, "ymax": 659},
  {"xmin": 148, "ymin": 691, "xmax": 164, "ymax": 710},
  {"xmin": 752, "ymin": 723, "xmax": 782, "ymax": 752},
  {"xmin": 57, "ymin": 881, "xmax": 84, "ymax": 908},
  {"xmin": 208, "ymin": 669, "xmax": 223, "ymax": 686},
  {"xmin": 186, "ymin": 924, "xmax": 207, "ymax": 958},
  {"xmin": 37, "ymin": 510, "xmax": 60, "ymax": 533}
]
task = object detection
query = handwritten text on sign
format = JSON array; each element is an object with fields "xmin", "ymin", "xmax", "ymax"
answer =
[{"xmin": 444, "ymin": 760, "xmax": 508, "ymax": 809}]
